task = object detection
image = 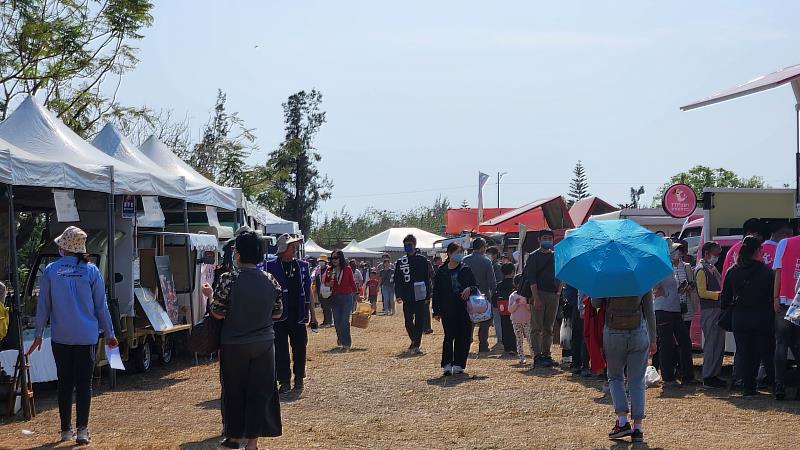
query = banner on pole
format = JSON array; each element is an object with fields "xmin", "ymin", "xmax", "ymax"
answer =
[{"xmin": 478, "ymin": 172, "xmax": 490, "ymax": 224}]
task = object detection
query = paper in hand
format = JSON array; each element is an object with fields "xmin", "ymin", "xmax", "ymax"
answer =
[{"xmin": 106, "ymin": 345, "xmax": 125, "ymax": 370}]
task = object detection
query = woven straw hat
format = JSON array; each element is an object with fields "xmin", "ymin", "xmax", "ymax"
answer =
[{"xmin": 54, "ymin": 226, "xmax": 88, "ymax": 254}]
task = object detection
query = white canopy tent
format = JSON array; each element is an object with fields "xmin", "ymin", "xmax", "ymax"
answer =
[
  {"xmin": 0, "ymin": 136, "xmax": 110, "ymax": 190},
  {"xmin": 0, "ymin": 96, "xmax": 184, "ymax": 197},
  {"xmin": 342, "ymin": 239, "xmax": 383, "ymax": 258},
  {"xmin": 139, "ymin": 135, "xmax": 238, "ymax": 211},
  {"xmin": 304, "ymin": 239, "xmax": 331, "ymax": 258},
  {"xmin": 360, "ymin": 227, "xmax": 445, "ymax": 252},
  {"xmin": 242, "ymin": 198, "xmax": 299, "ymax": 235}
]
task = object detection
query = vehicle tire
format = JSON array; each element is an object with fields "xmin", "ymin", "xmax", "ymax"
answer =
[
  {"xmin": 132, "ymin": 338, "xmax": 152, "ymax": 373},
  {"xmin": 159, "ymin": 336, "xmax": 173, "ymax": 365}
]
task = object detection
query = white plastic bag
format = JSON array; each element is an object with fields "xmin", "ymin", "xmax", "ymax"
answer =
[
  {"xmin": 559, "ymin": 318, "xmax": 572, "ymax": 350},
  {"xmin": 645, "ymin": 365, "xmax": 662, "ymax": 388},
  {"xmin": 467, "ymin": 292, "xmax": 492, "ymax": 323}
]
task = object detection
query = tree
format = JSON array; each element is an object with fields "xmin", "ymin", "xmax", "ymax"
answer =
[
  {"xmin": 461, "ymin": 200, "xmax": 469, "ymax": 208},
  {"xmin": 111, "ymin": 107, "xmax": 192, "ymax": 158},
  {"xmin": 619, "ymin": 186, "xmax": 646, "ymax": 209},
  {"xmin": 265, "ymin": 89, "xmax": 332, "ymax": 235},
  {"xmin": 0, "ymin": 0, "xmax": 154, "ymax": 137},
  {"xmin": 568, "ymin": 160, "xmax": 591, "ymax": 205},
  {"xmin": 190, "ymin": 90, "xmax": 256, "ymax": 188},
  {"xmin": 653, "ymin": 166, "xmax": 767, "ymax": 205}
]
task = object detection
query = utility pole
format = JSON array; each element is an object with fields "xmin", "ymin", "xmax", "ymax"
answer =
[{"xmin": 497, "ymin": 171, "xmax": 508, "ymax": 208}]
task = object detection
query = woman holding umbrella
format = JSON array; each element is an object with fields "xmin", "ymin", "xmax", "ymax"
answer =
[{"xmin": 555, "ymin": 220, "xmax": 667, "ymax": 444}]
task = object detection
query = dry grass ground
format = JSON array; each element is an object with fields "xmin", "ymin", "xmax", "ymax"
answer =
[{"xmin": 2, "ymin": 307, "xmax": 800, "ymax": 449}]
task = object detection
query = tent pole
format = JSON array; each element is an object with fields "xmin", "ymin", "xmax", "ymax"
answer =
[
  {"xmin": 183, "ymin": 200, "xmax": 189, "ymax": 233},
  {"xmin": 9, "ymin": 184, "xmax": 33, "ymax": 419},
  {"xmin": 796, "ymin": 104, "xmax": 800, "ymax": 217},
  {"xmin": 107, "ymin": 166, "xmax": 116, "ymax": 323}
]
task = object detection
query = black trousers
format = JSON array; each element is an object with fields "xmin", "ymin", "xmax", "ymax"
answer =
[
  {"xmin": 655, "ymin": 310, "xmax": 695, "ymax": 382},
  {"xmin": 422, "ymin": 300, "xmax": 432, "ymax": 331},
  {"xmin": 220, "ymin": 342, "xmax": 282, "ymax": 439},
  {"xmin": 570, "ymin": 303, "xmax": 588, "ymax": 369},
  {"xmin": 403, "ymin": 300, "xmax": 428, "ymax": 347},
  {"xmin": 475, "ymin": 321, "xmax": 492, "ymax": 351},
  {"xmin": 274, "ymin": 319, "xmax": 308, "ymax": 385},
  {"xmin": 500, "ymin": 314, "xmax": 517, "ymax": 352},
  {"xmin": 441, "ymin": 310, "xmax": 473, "ymax": 369},
  {"xmin": 52, "ymin": 343, "xmax": 95, "ymax": 432},
  {"xmin": 320, "ymin": 297, "xmax": 333, "ymax": 325},
  {"xmin": 733, "ymin": 329, "xmax": 775, "ymax": 391},
  {"xmin": 774, "ymin": 305, "xmax": 800, "ymax": 386}
]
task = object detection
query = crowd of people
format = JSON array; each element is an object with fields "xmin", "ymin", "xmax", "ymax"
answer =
[{"xmin": 21, "ymin": 221, "xmax": 800, "ymax": 447}]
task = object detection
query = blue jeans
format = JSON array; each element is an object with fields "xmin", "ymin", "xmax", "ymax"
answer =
[
  {"xmin": 332, "ymin": 293, "xmax": 353, "ymax": 348},
  {"xmin": 381, "ymin": 285, "xmax": 394, "ymax": 313},
  {"xmin": 603, "ymin": 323, "xmax": 650, "ymax": 420},
  {"xmin": 492, "ymin": 306, "xmax": 503, "ymax": 343}
]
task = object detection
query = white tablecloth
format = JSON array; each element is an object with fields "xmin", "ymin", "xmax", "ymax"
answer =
[{"xmin": 0, "ymin": 337, "xmax": 58, "ymax": 383}]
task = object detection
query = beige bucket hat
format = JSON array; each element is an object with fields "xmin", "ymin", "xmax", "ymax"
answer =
[{"xmin": 54, "ymin": 226, "xmax": 88, "ymax": 254}]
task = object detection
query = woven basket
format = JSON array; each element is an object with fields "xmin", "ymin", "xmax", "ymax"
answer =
[{"xmin": 350, "ymin": 312, "xmax": 371, "ymax": 329}]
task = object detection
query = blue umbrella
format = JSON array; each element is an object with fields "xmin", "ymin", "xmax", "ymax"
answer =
[{"xmin": 554, "ymin": 219, "xmax": 672, "ymax": 298}]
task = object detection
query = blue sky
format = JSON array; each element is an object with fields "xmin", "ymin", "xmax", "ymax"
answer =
[{"xmin": 117, "ymin": 1, "xmax": 799, "ymax": 219}]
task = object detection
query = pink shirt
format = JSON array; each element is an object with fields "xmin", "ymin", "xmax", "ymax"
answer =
[
  {"xmin": 508, "ymin": 292, "xmax": 531, "ymax": 325},
  {"xmin": 722, "ymin": 240, "xmax": 766, "ymax": 283}
]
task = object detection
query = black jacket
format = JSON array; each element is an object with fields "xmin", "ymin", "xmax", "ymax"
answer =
[
  {"xmin": 432, "ymin": 261, "xmax": 477, "ymax": 317},
  {"xmin": 394, "ymin": 253, "xmax": 432, "ymax": 301},
  {"xmin": 720, "ymin": 260, "xmax": 775, "ymax": 332},
  {"xmin": 492, "ymin": 278, "xmax": 514, "ymax": 307}
]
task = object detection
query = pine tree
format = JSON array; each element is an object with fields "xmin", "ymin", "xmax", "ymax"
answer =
[
  {"xmin": 461, "ymin": 199, "xmax": 469, "ymax": 208},
  {"xmin": 568, "ymin": 161, "xmax": 591, "ymax": 202}
]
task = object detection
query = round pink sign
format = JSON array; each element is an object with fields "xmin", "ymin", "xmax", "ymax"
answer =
[{"xmin": 662, "ymin": 183, "xmax": 697, "ymax": 218}]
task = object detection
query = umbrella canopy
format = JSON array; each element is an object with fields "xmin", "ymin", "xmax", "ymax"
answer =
[
  {"xmin": 554, "ymin": 220, "xmax": 672, "ymax": 298},
  {"xmin": 342, "ymin": 240, "xmax": 383, "ymax": 258},
  {"xmin": 304, "ymin": 239, "xmax": 331, "ymax": 258}
]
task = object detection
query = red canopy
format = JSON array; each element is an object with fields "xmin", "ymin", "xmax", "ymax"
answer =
[
  {"xmin": 445, "ymin": 208, "xmax": 511, "ymax": 234},
  {"xmin": 569, "ymin": 196, "xmax": 619, "ymax": 226},
  {"xmin": 476, "ymin": 196, "xmax": 574, "ymax": 234}
]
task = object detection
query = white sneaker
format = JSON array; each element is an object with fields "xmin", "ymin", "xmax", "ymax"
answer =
[
  {"xmin": 452, "ymin": 365, "xmax": 465, "ymax": 375},
  {"xmin": 59, "ymin": 430, "xmax": 74, "ymax": 442},
  {"xmin": 76, "ymin": 427, "xmax": 90, "ymax": 445},
  {"xmin": 442, "ymin": 364, "xmax": 452, "ymax": 375}
]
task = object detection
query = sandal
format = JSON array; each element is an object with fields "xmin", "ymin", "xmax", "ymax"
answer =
[{"xmin": 220, "ymin": 438, "xmax": 240, "ymax": 448}]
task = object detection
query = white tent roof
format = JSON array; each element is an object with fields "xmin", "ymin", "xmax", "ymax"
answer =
[
  {"xmin": 139, "ymin": 135, "xmax": 238, "ymax": 210},
  {"xmin": 342, "ymin": 239, "xmax": 383, "ymax": 258},
  {"xmin": 304, "ymin": 239, "xmax": 331, "ymax": 257},
  {"xmin": 0, "ymin": 96, "xmax": 181, "ymax": 196},
  {"xmin": 360, "ymin": 227, "xmax": 445, "ymax": 252},
  {"xmin": 242, "ymin": 198, "xmax": 300, "ymax": 234},
  {"xmin": 0, "ymin": 136, "xmax": 110, "ymax": 190},
  {"xmin": 681, "ymin": 63, "xmax": 800, "ymax": 111},
  {"xmin": 91, "ymin": 123, "xmax": 185, "ymax": 199}
]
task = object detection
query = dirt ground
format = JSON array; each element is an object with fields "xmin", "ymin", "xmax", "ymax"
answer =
[{"xmin": 2, "ymin": 307, "xmax": 799, "ymax": 450}]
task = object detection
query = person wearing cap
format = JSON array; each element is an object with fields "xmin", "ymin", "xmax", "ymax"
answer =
[
  {"xmin": 264, "ymin": 234, "xmax": 314, "ymax": 394},
  {"xmin": 27, "ymin": 226, "xmax": 117, "ymax": 445},
  {"xmin": 652, "ymin": 239, "xmax": 697, "ymax": 387}
]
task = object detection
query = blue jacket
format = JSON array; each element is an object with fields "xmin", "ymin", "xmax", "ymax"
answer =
[
  {"xmin": 264, "ymin": 258, "xmax": 311, "ymax": 324},
  {"xmin": 35, "ymin": 256, "xmax": 115, "ymax": 345}
]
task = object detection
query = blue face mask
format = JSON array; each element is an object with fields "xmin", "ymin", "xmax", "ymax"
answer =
[
  {"xmin": 452, "ymin": 253, "xmax": 464, "ymax": 263},
  {"xmin": 404, "ymin": 243, "xmax": 414, "ymax": 254},
  {"xmin": 541, "ymin": 240, "xmax": 553, "ymax": 249}
]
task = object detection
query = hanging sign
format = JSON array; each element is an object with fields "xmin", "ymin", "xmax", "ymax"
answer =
[
  {"xmin": 662, "ymin": 183, "xmax": 697, "ymax": 219},
  {"xmin": 52, "ymin": 190, "xmax": 79, "ymax": 222},
  {"xmin": 206, "ymin": 205, "xmax": 221, "ymax": 228},
  {"xmin": 137, "ymin": 196, "xmax": 165, "ymax": 227},
  {"xmin": 122, "ymin": 195, "xmax": 135, "ymax": 219}
]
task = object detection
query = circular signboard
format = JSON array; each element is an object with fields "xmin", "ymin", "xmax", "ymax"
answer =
[{"xmin": 662, "ymin": 183, "xmax": 697, "ymax": 218}]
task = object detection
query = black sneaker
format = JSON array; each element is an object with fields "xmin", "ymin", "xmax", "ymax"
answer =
[
  {"xmin": 703, "ymin": 377, "xmax": 727, "ymax": 389},
  {"xmin": 608, "ymin": 422, "xmax": 633, "ymax": 440},
  {"xmin": 293, "ymin": 380, "xmax": 304, "ymax": 392},
  {"xmin": 775, "ymin": 383, "xmax": 786, "ymax": 401},
  {"xmin": 631, "ymin": 429, "xmax": 644, "ymax": 443},
  {"xmin": 278, "ymin": 383, "xmax": 291, "ymax": 395}
]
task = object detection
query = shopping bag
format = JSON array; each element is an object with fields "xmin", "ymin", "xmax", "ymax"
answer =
[
  {"xmin": 645, "ymin": 366, "xmax": 662, "ymax": 388},
  {"xmin": 559, "ymin": 317, "xmax": 572, "ymax": 350},
  {"xmin": 467, "ymin": 292, "xmax": 492, "ymax": 323}
]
